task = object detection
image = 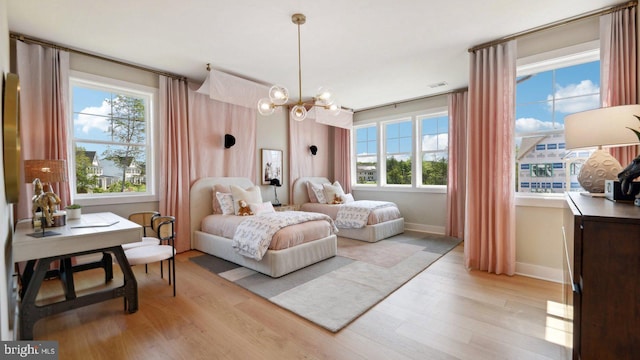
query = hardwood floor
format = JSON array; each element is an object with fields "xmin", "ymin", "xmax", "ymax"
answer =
[{"xmin": 31, "ymin": 245, "xmax": 570, "ymax": 359}]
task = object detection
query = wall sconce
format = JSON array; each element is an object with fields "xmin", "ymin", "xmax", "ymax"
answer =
[
  {"xmin": 224, "ymin": 134, "xmax": 236, "ymax": 148},
  {"xmin": 270, "ymin": 178, "xmax": 282, "ymax": 207},
  {"xmin": 309, "ymin": 145, "xmax": 318, "ymax": 155}
]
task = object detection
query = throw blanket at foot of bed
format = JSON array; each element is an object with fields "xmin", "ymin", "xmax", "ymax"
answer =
[
  {"xmin": 233, "ymin": 212, "xmax": 338, "ymax": 261},
  {"xmin": 335, "ymin": 200, "xmax": 397, "ymax": 229}
]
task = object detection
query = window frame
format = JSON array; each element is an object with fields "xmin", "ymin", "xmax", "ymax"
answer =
[
  {"xmin": 352, "ymin": 107, "xmax": 448, "ymax": 193},
  {"xmin": 68, "ymin": 71, "xmax": 159, "ymax": 206},
  {"xmin": 515, "ymin": 40, "xmax": 600, "ymax": 202}
]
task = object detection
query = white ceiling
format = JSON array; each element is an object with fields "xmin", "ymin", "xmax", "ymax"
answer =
[{"xmin": 7, "ymin": 0, "xmax": 622, "ymax": 111}]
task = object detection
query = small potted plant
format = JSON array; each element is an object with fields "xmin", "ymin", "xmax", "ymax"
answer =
[{"xmin": 66, "ymin": 203, "xmax": 82, "ymax": 220}]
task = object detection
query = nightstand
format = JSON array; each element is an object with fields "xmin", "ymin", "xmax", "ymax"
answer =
[{"xmin": 274, "ymin": 204, "xmax": 299, "ymax": 212}]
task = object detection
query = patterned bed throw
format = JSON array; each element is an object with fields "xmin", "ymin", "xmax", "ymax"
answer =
[
  {"xmin": 335, "ymin": 200, "xmax": 396, "ymax": 229},
  {"xmin": 233, "ymin": 212, "xmax": 337, "ymax": 261}
]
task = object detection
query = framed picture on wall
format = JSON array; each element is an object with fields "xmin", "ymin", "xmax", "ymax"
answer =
[{"xmin": 261, "ymin": 149, "xmax": 283, "ymax": 185}]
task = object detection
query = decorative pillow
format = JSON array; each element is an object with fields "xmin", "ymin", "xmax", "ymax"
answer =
[
  {"xmin": 343, "ymin": 193, "xmax": 355, "ymax": 203},
  {"xmin": 230, "ymin": 185, "xmax": 262, "ymax": 215},
  {"xmin": 215, "ymin": 192, "xmax": 234, "ymax": 215},
  {"xmin": 322, "ymin": 181, "xmax": 346, "ymax": 205},
  {"xmin": 249, "ymin": 201, "xmax": 276, "ymax": 215},
  {"xmin": 211, "ymin": 184, "xmax": 231, "ymax": 214},
  {"xmin": 307, "ymin": 181, "xmax": 327, "ymax": 204}
]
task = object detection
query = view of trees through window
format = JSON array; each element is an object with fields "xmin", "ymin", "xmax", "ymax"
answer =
[
  {"xmin": 71, "ymin": 78, "xmax": 150, "ymax": 196},
  {"xmin": 355, "ymin": 111, "xmax": 449, "ymax": 187}
]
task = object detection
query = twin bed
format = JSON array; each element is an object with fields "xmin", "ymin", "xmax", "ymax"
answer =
[{"xmin": 190, "ymin": 176, "xmax": 404, "ymax": 278}]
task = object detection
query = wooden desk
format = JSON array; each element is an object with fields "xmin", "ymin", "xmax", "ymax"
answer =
[{"xmin": 14, "ymin": 212, "xmax": 143, "ymax": 340}]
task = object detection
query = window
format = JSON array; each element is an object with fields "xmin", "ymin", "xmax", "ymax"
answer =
[
  {"xmin": 353, "ymin": 107, "xmax": 448, "ymax": 189},
  {"xmin": 516, "ymin": 45, "xmax": 600, "ymax": 194},
  {"xmin": 355, "ymin": 125, "xmax": 378, "ymax": 185},
  {"xmin": 69, "ymin": 72, "xmax": 156, "ymax": 202},
  {"xmin": 420, "ymin": 113, "xmax": 448, "ymax": 185},
  {"xmin": 385, "ymin": 120, "xmax": 412, "ymax": 185}
]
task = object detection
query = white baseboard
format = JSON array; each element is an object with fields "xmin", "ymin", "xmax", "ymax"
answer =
[
  {"xmin": 516, "ymin": 262, "xmax": 563, "ymax": 283},
  {"xmin": 403, "ymin": 222, "xmax": 445, "ymax": 235}
]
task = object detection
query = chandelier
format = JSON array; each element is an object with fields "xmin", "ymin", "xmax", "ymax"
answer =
[{"xmin": 257, "ymin": 13, "xmax": 341, "ymax": 121}]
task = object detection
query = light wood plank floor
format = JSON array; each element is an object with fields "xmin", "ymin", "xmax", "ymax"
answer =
[{"xmin": 30, "ymin": 244, "xmax": 571, "ymax": 359}]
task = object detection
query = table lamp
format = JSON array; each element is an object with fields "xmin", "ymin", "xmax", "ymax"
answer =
[
  {"xmin": 564, "ymin": 104, "xmax": 640, "ymax": 194},
  {"xmin": 270, "ymin": 178, "xmax": 282, "ymax": 206},
  {"xmin": 24, "ymin": 159, "xmax": 68, "ymax": 227}
]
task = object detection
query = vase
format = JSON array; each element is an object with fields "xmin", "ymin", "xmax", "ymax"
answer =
[{"xmin": 66, "ymin": 208, "xmax": 81, "ymax": 220}]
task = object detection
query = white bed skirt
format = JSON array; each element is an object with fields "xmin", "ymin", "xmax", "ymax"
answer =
[
  {"xmin": 336, "ymin": 217, "xmax": 405, "ymax": 242},
  {"xmin": 193, "ymin": 231, "xmax": 337, "ymax": 278}
]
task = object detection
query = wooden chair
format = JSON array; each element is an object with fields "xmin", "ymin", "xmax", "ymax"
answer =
[{"xmin": 124, "ymin": 216, "xmax": 176, "ymax": 296}]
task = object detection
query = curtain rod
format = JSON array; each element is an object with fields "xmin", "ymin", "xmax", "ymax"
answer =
[
  {"xmin": 10, "ymin": 32, "xmax": 187, "ymax": 81},
  {"xmin": 469, "ymin": 1, "xmax": 637, "ymax": 52}
]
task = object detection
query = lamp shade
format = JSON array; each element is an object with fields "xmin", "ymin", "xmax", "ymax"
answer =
[
  {"xmin": 24, "ymin": 159, "xmax": 68, "ymax": 184},
  {"xmin": 564, "ymin": 104, "xmax": 640, "ymax": 150}
]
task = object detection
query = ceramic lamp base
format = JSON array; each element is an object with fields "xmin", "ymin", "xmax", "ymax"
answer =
[{"xmin": 577, "ymin": 149, "xmax": 622, "ymax": 193}]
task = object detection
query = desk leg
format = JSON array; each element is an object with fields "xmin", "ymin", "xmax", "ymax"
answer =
[
  {"xmin": 111, "ymin": 247, "xmax": 138, "ymax": 313},
  {"xmin": 20, "ymin": 258, "xmax": 53, "ymax": 340},
  {"xmin": 59, "ymin": 258, "xmax": 77, "ymax": 300}
]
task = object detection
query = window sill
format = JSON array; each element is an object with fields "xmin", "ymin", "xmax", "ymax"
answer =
[
  {"xmin": 515, "ymin": 193, "xmax": 567, "ymax": 208},
  {"xmin": 73, "ymin": 193, "xmax": 158, "ymax": 207},
  {"xmin": 352, "ymin": 185, "xmax": 446, "ymax": 194}
]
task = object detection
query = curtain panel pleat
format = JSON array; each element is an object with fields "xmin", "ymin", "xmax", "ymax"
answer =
[
  {"xmin": 602, "ymin": 6, "xmax": 639, "ymax": 166},
  {"xmin": 159, "ymin": 76, "xmax": 191, "ymax": 253},
  {"xmin": 16, "ymin": 42, "xmax": 71, "ymax": 220},
  {"xmin": 465, "ymin": 40, "xmax": 517, "ymax": 275},
  {"xmin": 333, "ymin": 127, "xmax": 352, "ymax": 194},
  {"xmin": 446, "ymin": 91, "xmax": 468, "ymax": 239}
]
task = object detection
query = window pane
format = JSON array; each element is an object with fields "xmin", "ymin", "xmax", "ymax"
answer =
[
  {"xmin": 71, "ymin": 81, "xmax": 150, "ymax": 198},
  {"xmin": 515, "ymin": 58, "xmax": 599, "ymax": 193},
  {"xmin": 385, "ymin": 120, "xmax": 412, "ymax": 185},
  {"xmin": 356, "ymin": 126, "xmax": 377, "ymax": 184},
  {"xmin": 420, "ymin": 115, "xmax": 448, "ymax": 185}
]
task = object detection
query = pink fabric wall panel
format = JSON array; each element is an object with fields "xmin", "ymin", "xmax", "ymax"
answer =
[{"xmin": 289, "ymin": 117, "xmax": 331, "ymax": 199}]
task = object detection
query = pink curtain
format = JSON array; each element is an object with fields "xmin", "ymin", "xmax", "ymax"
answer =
[
  {"xmin": 188, "ymin": 87, "xmax": 257, "ymax": 182},
  {"xmin": 465, "ymin": 40, "xmax": 517, "ymax": 275},
  {"xmin": 288, "ymin": 117, "xmax": 331, "ymax": 199},
  {"xmin": 334, "ymin": 127, "xmax": 352, "ymax": 194},
  {"xmin": 602, "ymin": 6, "xmax": 639, "ymax": 166},
  {"xmin": 16, "ymin": 42, "xmax": 71, "ymax": 220},
  {"xmin": 446, "ymin": 90, "xmax": 468, "ymax": 239},
  {"xmin": 159, "ymin": 76, "xmax": 191, "ymax": 253}
]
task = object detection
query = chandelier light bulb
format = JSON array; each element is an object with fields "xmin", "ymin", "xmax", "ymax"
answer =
[
  {"xmin": 290, "ymin": 104, "xmax": 307, "ymax": 121},
  {"xmin": 269, "ymin": 85, "xmax": 289, "ymax": 105},
  {"xmin": 316, "ymin": 87, "xmax": 335, "ymax": 106},
  {"xmin": 257, "ymin": 98, "xmax": 275, "ymax": 116},
  {"xmin": 327, "ymin": 102, "xmax": 341, "ymax": 116}
]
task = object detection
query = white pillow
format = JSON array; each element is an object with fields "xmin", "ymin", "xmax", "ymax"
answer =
[
  {"xmin": 343, "ymin": 193, "xmax": 355, "ymax": 203},
  {"xmin": 323, "ymin": 181, "xmax": 346, "ymax": 204},
  {"xmin": 249, "ymin": 202, "xmax": 276, "ymax": 215},
  {"xmin": 230, "ymin": 185, "xmax": 262, "ymax": 215},
  {"xmin": 307, "ymin": 182, "xmax": 327, "ymax": 204},
  {"xmin": 215, "ymin": 192, "xmax": 234, "ymax": 215}
]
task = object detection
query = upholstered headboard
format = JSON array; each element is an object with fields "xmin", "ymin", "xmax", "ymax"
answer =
[
  {"xmin": 189, "ymin": 177, "xmax": 254, "ymax": 247},
  {"xmin": 292, "ymin": 176, "xmax": 331, "ymax": 205}
]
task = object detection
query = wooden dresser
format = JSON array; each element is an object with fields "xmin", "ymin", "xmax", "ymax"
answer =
[{"xmin": 563, "ymin": 193, "xmax": 640, "ymax": 359}]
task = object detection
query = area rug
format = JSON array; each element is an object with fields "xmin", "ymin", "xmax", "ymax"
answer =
[{"xmin": 190, "ymin": 232, "xmax": 461, "ymax": 332}]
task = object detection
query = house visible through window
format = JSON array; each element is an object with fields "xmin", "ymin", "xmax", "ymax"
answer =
[
  {"xmin": 70, "ymin": 72, "xmax": 155, "ymax": 201},
  {"xmin": 355, "ymin": 125, "xmax": 378, "ymax": 185},
  {"xmin": 516, "ymin": 46, "xmax": 600, "ymax": 194}
]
